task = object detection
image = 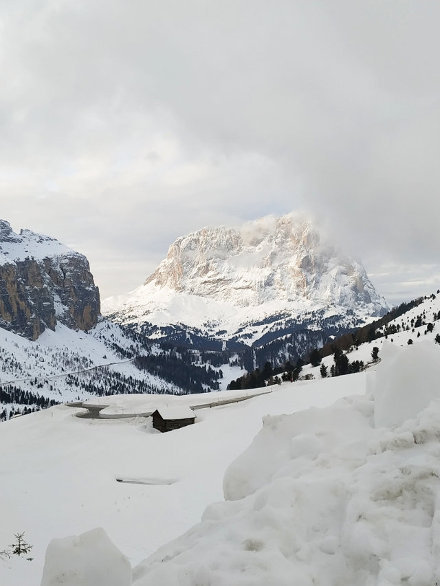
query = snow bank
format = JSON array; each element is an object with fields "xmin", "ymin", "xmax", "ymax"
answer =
[
  {"xmin": 38, "ymin": 343, "xmax": 440, "ymax": 585},
  {"xmin": 40, "ymin": 528, "xmax": 131, "ymax": 586},
  {"xmin": 132, "ymin": 344, "xmax": 440, "ymax": 585},
  {"xmin": 224, "ymin": 396, "xmax": 372, "ymax": 501},
  {"xmin": 372, "ymin": 341, "xmax": 440, "ymax": 427}
]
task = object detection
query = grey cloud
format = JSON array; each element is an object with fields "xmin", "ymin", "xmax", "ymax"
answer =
[{"xmin": 1, "ymin": 0, "xmax": 439, "ymax": 301}]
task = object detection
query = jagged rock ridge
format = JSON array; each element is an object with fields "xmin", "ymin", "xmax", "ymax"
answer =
[
  {"xmin": 0, "ymin": 220, "xmax": 100, "ymax": 340},
  {"xmin": 145, "ymin": 214, "xmax": 383, "ymax": 310}
]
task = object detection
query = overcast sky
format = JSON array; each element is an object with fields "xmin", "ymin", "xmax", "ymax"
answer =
[{"xmin": 1, "ymin": 0, "xmax": 439, "ymax": 305}]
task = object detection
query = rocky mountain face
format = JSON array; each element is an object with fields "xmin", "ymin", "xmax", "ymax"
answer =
[
  {"xmin": 0, "ymin": 220, "xmax": 100, "ymax": 340},
  {"xmin": 104, "ymin": 214, "xmax": 388, "ymax": 367},
  {"xmin": 145, "ymin": 214, "xmax": 383, "ymax": 310}
]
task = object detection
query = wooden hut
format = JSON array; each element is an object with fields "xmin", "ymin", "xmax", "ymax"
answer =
[{"xmin": 152, "ymin": 406, "xmax": 196, "ymax": 433}]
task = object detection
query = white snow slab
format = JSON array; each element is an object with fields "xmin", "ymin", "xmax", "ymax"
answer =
[
  {"xmin": 40, "ymin": 528, "xmax": 131, "ymax": 586},
  {"xmin": 372, "ymin": 341, "xmax": 440, "ymax": 427},
  {"xmin": 155, "ymin": 406, "xmax": 195, "ymax": 420}
]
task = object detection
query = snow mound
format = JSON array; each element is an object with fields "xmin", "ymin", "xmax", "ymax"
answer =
[
  {"xmin": 223, "ymin": 396, "xmax": 372, "ymax": 501},
  {"xmin": 132, "ymin": 342, "xmax": 440, "ymax": 585},
  {"xmin": 40, "ymin": 528, "xmax": 131, "ymax": 586},
  {"xmin": 133, "ymin": 392, "xmax": 440, "ymax": 585},
  {"xmin": 372, "ymin": 341, "xmax": 440, "ymax": 428}
]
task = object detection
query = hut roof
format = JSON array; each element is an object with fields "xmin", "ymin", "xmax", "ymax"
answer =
[{"xmin": 154, "ymin": 406, "xmax": 196, "ymax": 421}]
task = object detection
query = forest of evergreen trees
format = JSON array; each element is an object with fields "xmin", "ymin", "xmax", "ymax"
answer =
[
  {"xmin": 0, "ymin": 385, "xmax": 59, "ymax": 421},
  {"xmin": 135, "ymin": 350, "xmax": 222, "ymax": 393}
]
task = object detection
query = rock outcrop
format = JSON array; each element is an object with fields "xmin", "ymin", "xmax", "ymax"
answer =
[{"xmin": 0, "ymin": 220, "xmax": 100, "ymax": 340}]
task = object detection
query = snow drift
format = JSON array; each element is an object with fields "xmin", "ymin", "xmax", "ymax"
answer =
[
  {"xmin": 372, "ymin": 341, "xmax": 440, "ymax": 428},
  {"xmin": 40, "ymin": 528, "xmax": 131, "ymax": 586},
  {"xmin": 130, "ymin": 342, "xmax": 440, "ymax": 585},
  {"xmin": 35, "ymin": 340, "xmax": 440, "ymax": 585}
]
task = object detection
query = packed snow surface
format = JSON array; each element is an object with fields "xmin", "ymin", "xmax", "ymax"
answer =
[
  {"xmin": 372, "ymin": 341, "xmax": 440, "ymax": 427},
  {"xmin": 40, "ymin": 528, "xmax": 131, "ymax": 586}
]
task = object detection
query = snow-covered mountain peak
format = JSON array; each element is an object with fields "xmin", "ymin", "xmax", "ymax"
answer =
[
  {"xmin": 103, "ymin": 213, "xmax": 387, "ymax": 355},
  {"xmin": 139, "ymin": 212, "xmax": 384, "ymax": 310},
  {"xmin": 0, "ymin": 219, "xmax": 74, "ymax": 264}
]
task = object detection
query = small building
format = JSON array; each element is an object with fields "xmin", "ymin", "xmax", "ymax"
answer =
[{"xmin": 152, "ymin": 406, "xmax": 196, "ymax": 433}]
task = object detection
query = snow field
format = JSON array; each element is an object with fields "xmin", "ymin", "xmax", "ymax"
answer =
[
  {"xmin": 39, "ymin": 339, "xmax": 440, "ymax": 585},
  {"xmin": 130, "ymin": 341, "xmax": 440, "ymax": 585},
  {"xmin": 0, "ymin": 376, "xmax": 358, "ymax": 586}
]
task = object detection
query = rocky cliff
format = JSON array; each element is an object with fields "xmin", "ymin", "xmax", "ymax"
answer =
[
  {"xmin": 144, "ymin": 214, "xmax": 384, "ymax": 311},
  {"xmin": 0, "ymin": 220, "xmax": 100, "ymax": 340}
]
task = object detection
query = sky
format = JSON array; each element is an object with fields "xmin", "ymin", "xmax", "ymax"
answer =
[{"xmin": 1, "ymin": 0, "xmax": 440, "ymax": 306}]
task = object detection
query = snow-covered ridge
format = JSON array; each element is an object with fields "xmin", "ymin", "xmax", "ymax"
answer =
[{"xmin": 0, "ymin": 220, "xmax": 75, "ymax": 264}]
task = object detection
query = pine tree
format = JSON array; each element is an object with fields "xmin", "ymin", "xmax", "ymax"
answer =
[
  {"xmin": 10, "ymin": 533, "xmax": 32, "ymax": 557},
  {"xmin": 309, "ymin": 348, "xmax": 322, "ymax": 367},
  {"xmin": 333, "ymin": 348, "xmax": 350, "ymax": 376}
]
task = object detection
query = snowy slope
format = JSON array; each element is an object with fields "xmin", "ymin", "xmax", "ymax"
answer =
[
  {"xmin": 0, "ymin": 219, "xmax": 74, "ymax": 263},
  {"xmin": 30, "ymin": 337, "xmax": 440, "ymax": 586},
  {"xmin": 0, "ymin": 377, "xmax": 359, "ymax": 586},
  {"xmin": 131, "ymin": 341, "xmax": 440, "ymax": 586},
  {"xmin": 22, "ymin": 334, "xmax": 440, "ymax": 586},
  {"xmin": 299, "ymin": 289, "xmax": 440, "ymax": 383},
  {"xmin": 0, "ymin": 318, "xmax": 183, "ymax": 418}
]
